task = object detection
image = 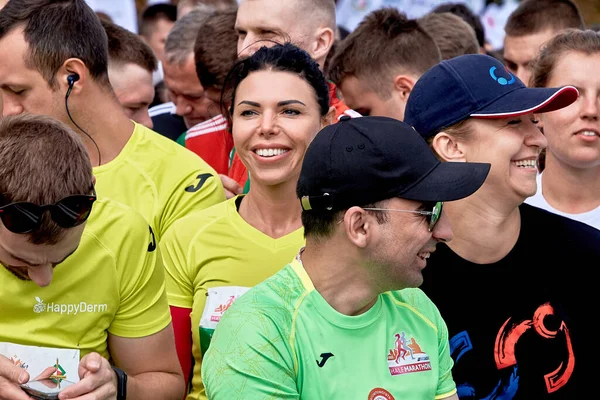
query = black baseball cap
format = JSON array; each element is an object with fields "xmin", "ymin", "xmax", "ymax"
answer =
[{"xmin": 297, "ymin": 116, "xmax": 491, "ymax": 212}]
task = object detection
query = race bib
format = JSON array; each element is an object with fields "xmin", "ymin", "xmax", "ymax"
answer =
[
  {"xmin": 0, "ymin": 342, "xmax": 80, "ymax": 382},
  {"xmin": 199, "ymin": 286, "xmax": 250, "ymax": 356}
]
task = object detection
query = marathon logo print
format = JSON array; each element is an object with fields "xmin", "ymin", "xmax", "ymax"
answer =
[{"xmin": 387, "ymin": 332, "xmax": 432, "ymax": 376}]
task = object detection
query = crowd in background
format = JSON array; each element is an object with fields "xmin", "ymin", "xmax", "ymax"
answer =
[{"xmin": 0, "ymin": 0, "xmax": 599, "ymax": 399}]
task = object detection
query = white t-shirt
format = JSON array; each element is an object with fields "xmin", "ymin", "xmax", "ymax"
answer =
[{"xmin": 525, "ymin": 172, "xmax": 600, "ymax": 231}]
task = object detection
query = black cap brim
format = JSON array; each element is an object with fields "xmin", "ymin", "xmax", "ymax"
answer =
[{"xmin": 399, "ymin": 161, "xmax": 491, "ymax": 202}]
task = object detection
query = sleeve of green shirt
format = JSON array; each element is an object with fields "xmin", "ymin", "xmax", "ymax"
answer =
[
  {"xmin": 435, "ymin": 309, "xmax": 456, "ymax": 397},
  {"xmin": 408, "ymin": 289, "xmax": 456, "ymax": 397},
  {"xmin": 201, "ymin": 292, "xmax": 299, "ymax": 399}
]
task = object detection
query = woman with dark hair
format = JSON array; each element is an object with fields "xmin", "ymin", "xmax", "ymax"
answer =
[
  {"xmin": 160, "ymin": 43, "xmax": 335, "ymax": 400},
  {"xmin": 405, "ymin": 53, "xmax": 600, "ymax": 398}
]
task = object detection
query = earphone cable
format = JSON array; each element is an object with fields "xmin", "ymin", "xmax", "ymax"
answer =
[{"xmin": 65, "ymin": 88, "xmax": 102, "ymax": 166}]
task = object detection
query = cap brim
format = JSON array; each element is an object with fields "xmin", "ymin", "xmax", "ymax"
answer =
[
  {"xmin": 400, "ymin": 162, "xmax": 491, "ymax": 202},
  {"xmin": 470, "ymin": 86, "xmax": 578, "ymax": 118}
]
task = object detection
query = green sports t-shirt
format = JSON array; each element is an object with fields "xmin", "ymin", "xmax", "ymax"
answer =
[
  {"xmin": 162, "ymin": 196, "xmax": 305, "ymax": 399},
  {"xmin": 202, "ymin": 258, "xmax": 457, "ymax": 400}
]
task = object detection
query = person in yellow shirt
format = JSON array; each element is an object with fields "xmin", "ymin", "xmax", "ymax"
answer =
[
  {"xmin": 161, "ymin": 43, "xmax": 336, "ymax": 399},
  {"xmin": 0, "ymin": 114, "xmax": 183, "ymax": 400},
  {"xmin": 0, "ymin": 0, "xmax": 225, "ymax": 243}
]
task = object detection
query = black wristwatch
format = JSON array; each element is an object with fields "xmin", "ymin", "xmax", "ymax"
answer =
[{"xmin": 112, "ymin": 366, "xmax": 127, "ymax": 400}]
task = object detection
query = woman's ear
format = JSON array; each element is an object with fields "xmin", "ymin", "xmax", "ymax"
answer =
[
  {"xmin": 431, "ymin": 132, "xmax": 466, "ymax": 162},
  {"xmin": 322, "ymin": 106, "xmax": 337, "ymax": 128}
]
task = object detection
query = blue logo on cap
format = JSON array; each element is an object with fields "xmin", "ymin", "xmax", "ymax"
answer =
[{"xmin": 489, "ymin": 66, "xmax": 515, "ymax": 86}]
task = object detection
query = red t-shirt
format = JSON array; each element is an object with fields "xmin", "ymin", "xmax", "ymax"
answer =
[{"xmin": 183, "ymin": 115, "xmax": 234, "ymax": 176}]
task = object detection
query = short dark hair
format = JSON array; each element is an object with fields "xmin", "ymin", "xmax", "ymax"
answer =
[
  {"xmin": 432, "ymin": 2, "xmax": 485, "ymax": 47},
  {"xmin": 328, "ymin": 8, "xmax": 441, "ymax": 98},
  {"xmin": 194, "ymin": 7, "xmax": 238, "ymax": 89},
  {"xmin": 0, "ymin": 114, "xmax": 93, "ymax": 245},
  {"xmin": 418, "ymin": 12, "xmax": 480, "ymax": 60},
  {"xmin": 139, "ymin": 3, "xmax": 177, "ymax": 39},
  {"xmin": 505, "ymin": 0, "xmax": 585, "ymax": 37},
  {"xmin": 301, "ymin": 201, "xmax": 389, "ymax": 241},
  {"xmin": 221, "ymin": 43, "xmax": 330, "ymax": 130},
  {"xmin": 0, "ymin": 0, "xmax": 110, "ymax": 89},
  {"xmin": 102, "ymin": 19, "xmax": 158, "ymax": 73}
]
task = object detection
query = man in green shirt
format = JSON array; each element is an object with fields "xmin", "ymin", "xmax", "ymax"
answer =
[{"xmin": 202, "ymin": 116, "xmax": 491, "ymax": 399}]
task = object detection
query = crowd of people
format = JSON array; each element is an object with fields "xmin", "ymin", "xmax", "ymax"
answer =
[{"xmin": 0, "ymin": 0, "xmax": 598, "ymax": 399}]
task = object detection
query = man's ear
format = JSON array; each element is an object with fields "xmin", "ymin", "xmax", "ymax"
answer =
[
  {"xmin": 342, "ymin": 207, "xmax": 371, "ymax": 249},
  {"xmin": 312, "ymin": 26, "xmax": 335, "ymax": 67},
  {"xmin": 392, "ymin": 74, "xmax": 416, "ymax": 102},
  {"xmin": 59, "ymin": 58, "xmax": 87, "ymax": 95},
  {"xmin": 431, "ymin": 132, "xmax": 466, "ymax": 162}
]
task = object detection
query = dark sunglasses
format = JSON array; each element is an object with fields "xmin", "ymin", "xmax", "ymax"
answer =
[
  {"xmin": 363, "ymin": 201, "xmax": 444, "ymax": 232},
  {"xmin": 0, "ymin": 186, "xmax": 96, "ymax": 234}
]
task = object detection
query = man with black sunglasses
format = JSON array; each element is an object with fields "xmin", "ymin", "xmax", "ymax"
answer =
[
  {"xmin": 202, "ymin": 116, "xmax": 491, "ymax": 399},
  {"xmin": 0, "ymin": 115, "xmax": 184, "ymax": 399}
]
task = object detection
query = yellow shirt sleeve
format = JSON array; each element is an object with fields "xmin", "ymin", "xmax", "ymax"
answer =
[
  {"xmin": 108, "ymin": 209, "xmax": 171, "ymax": 338},
  {"xmin": 161, "ymin": 216, "xmax": 198, "ymax": 309},
  {"xmin": 158, "ymin": 169, "xmax": 225, "ymax": 243}
]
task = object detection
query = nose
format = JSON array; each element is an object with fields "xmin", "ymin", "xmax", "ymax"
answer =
[
  {"xmin": 580, "ymin": 93, "xmax": 600, "ymax": 121},
  {"xmin": 431, "ymin": 211, "xmax": 453, "ymax": 243},
  {"xmin": 140, "ymin": 111, "xmax": 153, "ymax": 130},
  {"xmin": 259, "ymin": 111, "xmax": 278, "ymax": 136},
  {"xmin": 516, "ymin": 67, "xmax": 531, "ymax": 87},
  {"xmin": 525, "ymin": 121, "xmax": 548, "ymax": 149},
  {"xmin": 238, "ymin": 34, "xmax": 253, "ymax": 58},
  {"xmin": 28, "ymin": 264, "xmax": 54, "ymax": 288},
  {"xmin": 238, "ymin": 33, "xmax": 269, "ymax": 59},
  {"xmin": 2, "ymin": 97, "xmax": 24, "ymax": 116},
  {"xmin": 174, "ymin": 96, "xmax": 192, "ymax": 117}
]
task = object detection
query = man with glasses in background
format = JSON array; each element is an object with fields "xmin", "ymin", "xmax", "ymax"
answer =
[
  {"xmin": 0, "ymin": 114, "xmax": 183, "ymax": 400},
  {"xmin": 202, "ymin": 116, "xmax": 491, "ymax": 399}
]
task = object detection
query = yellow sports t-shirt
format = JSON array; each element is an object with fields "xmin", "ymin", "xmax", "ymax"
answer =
[
  {"xmin": 161, "ymin": 196, "xmax": 305, "ymax": 400},
  {"xmin": 92, "ymin": 122, "xmax": 226, "ymax": 243},
  {"xmin": 0, "ymin": 198, "xmax": 170, "ymax": 380}
]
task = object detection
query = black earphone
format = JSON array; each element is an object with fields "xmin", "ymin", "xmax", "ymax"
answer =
[
  {"xmin": 64, "ymin": 72, "xmax": 102, "ymax": 165},
  {"xmin": 67, "ymin": 73, "xmax": 80, "ymax": 88}
]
